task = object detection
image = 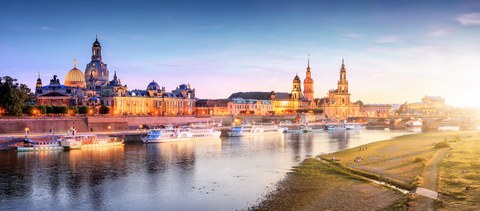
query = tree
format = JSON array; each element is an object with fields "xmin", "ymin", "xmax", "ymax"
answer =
[
  {"xmin": 46, "ymin": 106, "xmax": 54, "ymax": 114},
  {"xmin": 0, "ymin": 76, "xmax": 32, "ymax": 116},
  {"xmin": 36, "ymin": 105, "xmax": 47, "ymax": 114},
  {"xmin": 78, "ymin": 106, "xmax": 88, "ymax": 114},
  {"xmin": 99, "ymin": 105, "xmax": 110, "ymax": 114}
]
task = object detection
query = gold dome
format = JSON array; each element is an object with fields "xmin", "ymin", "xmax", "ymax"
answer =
[{"xmin": 65, "ymin": 59, "xmax": 86, "ymax": 88}]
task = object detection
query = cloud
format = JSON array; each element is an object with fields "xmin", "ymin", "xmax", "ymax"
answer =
[
  {"xmin": 456, "ymin": 12, "xmax": 480, "ymax": 26},
  {"xmin": 427, "ymin": 27, "xmax": 451, "ymax": 36},
  {"xmin": 374, "ymin": 35, "xmax": 403, "ymax": 44}
]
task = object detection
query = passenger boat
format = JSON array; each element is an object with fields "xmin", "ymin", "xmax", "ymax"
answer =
[
  {"xmin": 189, "ymin": 126, "xmax": 222, "ymax": 139},
  {"xmin": 227, "ymin": 124, "xmax": 284, "ymax": 137},
  {"xmin": 345, "ymin": 123, "xmax": 367, "ymax": 130},
  {"xmin": 142, "ymin": 126, "xmax": 221, "ymax": 143},
  {"xmin": 284, "ymin": 125, "xmax": 313, "ymax": 133},
  {"xmin": 60, "ymin": 134, "xmax": 123, "ymax": 149},
  {"xmin": 17, "ymin": 137, "xmax": 63, "ymax": 152},
  {"xmin": 326, "ymin": 123, "xmax": 346, "ymax": 130}
]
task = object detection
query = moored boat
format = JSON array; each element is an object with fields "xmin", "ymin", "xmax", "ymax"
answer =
[
  {"xmin": 345, "ymin": 123, "xmax": 367, "ymax": 130},
  {"xmin": 60, "ymin": 134, "xmax": 123, "ymax": 149},
  {"xmin": 17, "ymin": 137, "xmax": 63, "ymax": 152},
  {"xmin": 284, "ymin": 125, "xmax": 313, "ymax": 133},
  {"xmin": 326, "ymin": 124, "xmax": 346, "ymax": 130},
  {"xmin": 228, "ymin": 124, "xmax": 284, "ymax": 137},
  {"xmin": 142, "ymin": 126, "xmax": 220, "ymax": 143}
]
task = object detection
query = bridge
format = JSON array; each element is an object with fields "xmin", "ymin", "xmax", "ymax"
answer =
[{"xmin": 356, "ymin": 114, "xmax": 480, "ymax": 131}]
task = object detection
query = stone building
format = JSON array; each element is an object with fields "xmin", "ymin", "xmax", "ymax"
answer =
[
  {"xmin": 316, "ymin": 59, "xmax": 360, "ymax": 119},
  {"xmin": 110, "ymin": 81, "xmax": 196, "ymax": 115},
  {"xmin": 398, "ymin": 96, "xmax": 448, "ymax": 115},
  {"xmin": 195, "ymin": 99, "xmax": 229, "ymax": 115},
  {"xmin": 34, "ymin": 37, "xmax": 196, "ymax": 115},
  {"xmin": 85, "ymin": 36, "xmax": 109, "ymax": 88},
  {"xmin": 360, "ymin": 104, "xmax": 393, "ymax": 117}
]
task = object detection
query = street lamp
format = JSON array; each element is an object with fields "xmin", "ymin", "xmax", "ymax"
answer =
[{"xmin": 107, "ymin": 125, "xmax": 112, "ymax": 135}]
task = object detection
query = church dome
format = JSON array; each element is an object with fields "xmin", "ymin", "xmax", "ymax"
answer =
[
  {"xmin": 65, "ymin": 59, "xmax": 86, "ymax": 88},
  {"xmin": 147, "ymin": 80, "xmax": 160, "ymax": 90},
  {"xmin": 293, "ymin": 74, "xmax": 301, "ymax": 83}
]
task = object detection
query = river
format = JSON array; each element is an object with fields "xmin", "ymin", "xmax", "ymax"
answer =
[{"xmin": 0, "ymin": 130, "xmax": 411, "ymax": 210}]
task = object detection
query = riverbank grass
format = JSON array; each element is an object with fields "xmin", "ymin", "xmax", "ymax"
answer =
[
  {"xmin": 320, "ymin": 132, "xmax": 465, "ymax": 185},
  {"xmin": 437, "ymin": 132, "xmax": 480, "ymax": 210}
]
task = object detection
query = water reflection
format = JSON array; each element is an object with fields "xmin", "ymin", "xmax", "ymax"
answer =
[{"xmin": 0, "ymin": 130, "xmax": 409, "ymax": 210}]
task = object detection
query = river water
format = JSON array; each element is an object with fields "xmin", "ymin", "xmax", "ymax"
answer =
[{"xmin": 0, "ymin": 130, "xmax": 410, "ymax": 210}]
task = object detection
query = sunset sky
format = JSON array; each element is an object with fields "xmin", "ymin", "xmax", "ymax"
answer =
[{"xmin": 1, "ymin": 0, "xmax": 480, "ymax": 107}]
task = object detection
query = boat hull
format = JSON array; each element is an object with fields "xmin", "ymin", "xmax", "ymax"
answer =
[
  {"xmin": 17, "ymin": 146, "xmax": 63, "ymax": 152},
  {"xmin": 142, "ymin": 137, "xmax": 191, "ymax": 143},
  {"xmin": 228, "ymin": 130, "xmax": 283, "ymax": 137}
]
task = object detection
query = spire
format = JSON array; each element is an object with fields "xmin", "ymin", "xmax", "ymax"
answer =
[
  {"xmin": 113, "ymin": 71, "xmax": 117, "ymax": 80},
  {"xmin": 308, "ymin": 54, "xmax": 310, "ymax": 68},
  {"xmin": 37, "ymin": 72, "xmax": 40, "ymax": 79},
  {"xmin": 96, "ymin": 34, "xmax": 98, "ymax": 41},
  {"xmin": 74, "ymin": 58, "xmax": 77, "ymax": 68},
  {"xmin": 341, "ymin": 58, "xmax": 346, "ymax": 70}
]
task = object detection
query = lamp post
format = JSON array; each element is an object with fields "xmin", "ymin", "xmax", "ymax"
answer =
[{"xmin": 107, "ymin": 125, "xmax": 112, "ymax": 135}]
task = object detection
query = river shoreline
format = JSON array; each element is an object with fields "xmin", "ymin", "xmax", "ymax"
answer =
[{"xmin": 253, "ymin": 131, "xmax": 480, "ymax": 210}]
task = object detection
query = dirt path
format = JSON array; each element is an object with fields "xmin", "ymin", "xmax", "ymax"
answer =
[{"xmin": 416, "ymin": 148, "xmax": 450, "ymax": 211}]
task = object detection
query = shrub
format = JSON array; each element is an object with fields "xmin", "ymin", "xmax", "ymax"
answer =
[
  {"xmin": 414, "ymin": 157, "xmax": 426, "ymax": 163},
  {"xmin": 412, "ymin": 175, "xmax": 424, "ymax": 187},
  {"xmin": 434, "ymin": 141, "xmax": 450, "ymax": 148}
]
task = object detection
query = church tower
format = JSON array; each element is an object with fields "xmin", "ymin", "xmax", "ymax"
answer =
[
  {"xmin": 35, "ymin": 73, "xmax": 42, "ymax": 95},
  {"xmin": 303, "ymin": 55, "xmax": 314, "ymax": 103},
  {"xmin": 338, "ymin": 58, "xmax": 348, "ymax": 94},
  {"xmin": 336, "ymin": 59, "xmax": 350, "ymax": 105},
  {"xmin": 291, "ymin": 74, "xmax": 302, "ymax": 100},
  {"xmin": 85, "ymin": 35, "xmax": 109, "ymax": 88},
  {"xmin": 91, "ymin": 35, "xmax": 102, "ymax": 62}
]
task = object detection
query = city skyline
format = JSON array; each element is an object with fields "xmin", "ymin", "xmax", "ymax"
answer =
[{"xmin": 1, "ymin": 0, "xmax": 480, "ymax": 107}]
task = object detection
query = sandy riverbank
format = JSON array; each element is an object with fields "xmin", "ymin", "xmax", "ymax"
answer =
[{"xmin": 253, "ymin": 131, "xmax": 480, "ymax": 210}]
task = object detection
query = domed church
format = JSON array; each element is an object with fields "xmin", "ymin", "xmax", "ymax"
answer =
[
  {"xmin": 34, "ymin": 36, "xmax": 197, "ymax": 116},
  {"xmin": 65, "ymin": 59, "xmax": 86, "ymax": 88},
  {"xmin": 85, "ymin": 36, "xmax": 109, "ymax": 89}
]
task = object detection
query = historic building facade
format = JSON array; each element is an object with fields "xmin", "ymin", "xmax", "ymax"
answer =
[
  {"xmin": 109, "ymin": 82, "xmax": 196, "ymax": 115},
  {"xmin": 398, "ymin": 96, "xmax": 449, "ymax": 115},
  {"xmin": 360, "ymin": 104, "xmax": 393, "ymax": 117},
  {"xmin": 316, "ymin": 60, "xmax": 360, "ymax": 119},
  {"xmin": 34, "ymin": 37, "xmax": 196, "ymax": 115}
]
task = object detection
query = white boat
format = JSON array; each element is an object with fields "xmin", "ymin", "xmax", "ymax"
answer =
[
  {"xmin": 189, "ymin": 127, "xmax": 222, "ymax": 139},
  {"xmin": 60, "ymin": 134, "xmax": 124, "ymax": 149},
  {"xmin": 17, "ymin": 137, "xmax": 63, "ymax": 152},
  {"xmin": 326, "ymin": 124, "xmax": 346, "ymax": 130},
  {"xmin": 284, "ymin": 125, "xmax": 313, "ymax": 133},
  {"xmin": 345, "ymin": 123, "xmax": 367, "ymax": 130},
  {"xmin": 228, "ymin": 124, "xmax": 284, "ymax": 137},
  {"xmin": 142, "ymin": 126, "xmax": 221, "ymax": 143}
]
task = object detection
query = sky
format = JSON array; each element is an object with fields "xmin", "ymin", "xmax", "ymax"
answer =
[{"xmin": 1, "ymin": 0, "xmax": 480, "ymax": 107}]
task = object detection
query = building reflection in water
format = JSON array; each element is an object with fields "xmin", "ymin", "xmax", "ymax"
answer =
[
  {"xmin": 327, "ymin": 130, "xmax": 351, "ymax": 151},
  {"xmin": 0, "ymin": 130, "xmax": 405, "ymax": 210}
]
